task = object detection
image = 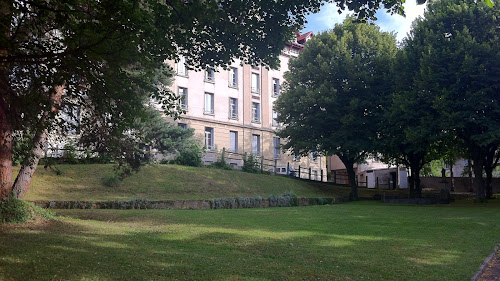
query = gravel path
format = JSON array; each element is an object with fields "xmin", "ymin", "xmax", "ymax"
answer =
[{"xmin": 478, "ymin": 250, "xmax": 500, "ymax": 281}]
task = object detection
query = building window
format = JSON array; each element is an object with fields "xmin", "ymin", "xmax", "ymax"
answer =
[
  {"xmin": 178, "ymin": 87, "xmax": 188, "ymax": 109},
  {"xmin": 251, "ymin": 102, "xmax": 260, "ymax": 123},
  {"xmin": 229, "ymin": 67, "xmax": 238, "ymax": 88},
  {"xmin": 229, "ymin": 131, "xmax": 238, "ymax": 152},
  {"xmin": 229, "ymin": 98, "xmax": 238, "ymax": 119},
  {"xmin": 273, "ymin": 137, "xmax": 281, "ymax": 159},
  {"xmin": 272, "ymin": 110, "xmax": 279, "ymax": 127},
  {"xmin": 204, "ymin": 92, "xmax": 214, "ymax": 114},
  {"xmin": 205, "ymin": 68, "xmax": 215, "ymax": 83},
  {"xmin": 311, "ymin": 151, "xmax": 318, "ymax": 163},
  {"xmin": 272, "ymin": 78, "xmax": 280, "ymax": 97},
  {"xmin": 252, "ymin": 134, "xmax": 260, "ymax": 156},
  {"xmin": 205, "ymin": 127, "xmax": 214, "ymax": 151},
  {"xmin": 178, "ymin": 123, "xmax": 188, "ymax": 130},
  {"xmin": 177, "ymin": 56, "xmax": 188, "ymax": 76},
  {"xmin": 251, "ymin": 73, "xmax": 260, "ymax": 94}
]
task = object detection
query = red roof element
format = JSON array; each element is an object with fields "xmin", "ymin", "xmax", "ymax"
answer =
[{"xmin": 296, "ymin": 31, "xmax": 314, "ymax": 44}]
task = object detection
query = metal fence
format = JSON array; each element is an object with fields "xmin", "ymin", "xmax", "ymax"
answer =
[{"xmin": 205, "ymin": 148, "xmax": 325, "ymax": 182}]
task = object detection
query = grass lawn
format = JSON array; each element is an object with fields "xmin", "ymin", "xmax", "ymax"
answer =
[
  {"xmin": 1, "ymin": 201, "xmax": 499, "ymax": 280},
  {"xmin": 23, "ymin": 164, "xmax": 404, "ymax": 201}
]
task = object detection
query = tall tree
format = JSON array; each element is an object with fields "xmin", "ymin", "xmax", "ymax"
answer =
[
  {"xmin": 484, "ymin": 143, "xmax": 500, "ymax": 198},
  {"xmin": 405, "ymin": 0, "xmax": 500, "ymax": 201},
  {"xmin": 377, "ymin": 44, "xmax": 445, "ymax": 198},
  {"xmin": 275, "ymin": 18, "xmax": 397, "ymax": 200},
  {"xmin": 0, "ymin": 0, "xmax": 408, "ymax": 200}
]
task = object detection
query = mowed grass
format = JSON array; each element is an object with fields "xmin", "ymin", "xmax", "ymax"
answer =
[
  {"xmin": 1, "ymin": 201, "xmax": 499, "ymax": 281},
  {"xmin": 23, "ymin": 164, "xmax": 401, "ymax": 201}
]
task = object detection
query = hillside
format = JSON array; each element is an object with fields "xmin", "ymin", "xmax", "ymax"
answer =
[{"xmin": 21, "ymin": 164, "xmax": 398, "ymax": 201}]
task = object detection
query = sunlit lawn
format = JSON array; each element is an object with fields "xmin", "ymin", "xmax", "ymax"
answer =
[{"xmin": 1, "ymin": 201, "xmax": 499, "ymax": 280}]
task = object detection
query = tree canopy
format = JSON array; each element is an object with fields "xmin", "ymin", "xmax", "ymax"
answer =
[
  {"xmin": 376, "ymin": 39, "xmax": 445, "ymax": 198},
  {"xmin": 403, "ymin": 0, "xmax": 500, "ymax": 201},
  {"xmin": 0, "ymin": 0, "xmax": 411, "ymax": 200},
  {"xmin": 274, "ymin": 18, "xmax": 397, "ymax": 200}
]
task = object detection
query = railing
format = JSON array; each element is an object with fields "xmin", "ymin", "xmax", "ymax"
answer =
[{"xmin": 206, "ymin": 148, "xmax": 325, "ymax": 182}]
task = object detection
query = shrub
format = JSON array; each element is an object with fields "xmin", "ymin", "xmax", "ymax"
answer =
[
  {"xmin": 268, "ymin": 191, "xmax": 299, "ymax": 207},
  {"xmin": 0, "ymin": 196, "xmax": 54, "ymax": 223},
  {"xmin": 242, "ymin": 154, "xmax": 260, "ymax": 173},
  {"xmin": 175, "ymin": 142, "xmax": 203, "ymax": 167},
  {"xmin": 102, "ymin": 174, "xmax": 121, "ymax": 187},
  {"xmin": 159, "ymin": 158, "xmax": 171, "ymax": 164},
  {"xmin": 63, "ymin": 142, "xmax": 79, "ymax": 164},
  {"xmin": 210, "ymin": 198, "xmax": 236, "ymax": 209},
  {"xmin": 210, "ymin": 149, "xmax": 233, "ymax": 170},
  {"xmin": 283, "ymin": 191, "xmax": 299, "ymax": 207},
  {"xmin": 237, "ymin": 196, "xmax": 263, "ymax": 208}
]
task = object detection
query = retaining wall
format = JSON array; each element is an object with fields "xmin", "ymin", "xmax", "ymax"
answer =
[
  {"xmin": 30, "ymin": 196, "xmax": 348, "ymax": 210},
  {"xmin": 420, "ymin": 177, "xmax": 500, "ymax": 193}
]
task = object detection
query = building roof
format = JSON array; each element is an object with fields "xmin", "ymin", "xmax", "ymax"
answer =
[{"xmin": 296, "ymin": 31, "xmax": 314, "ymax": 45}]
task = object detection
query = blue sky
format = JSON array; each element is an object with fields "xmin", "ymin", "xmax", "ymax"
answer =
[{"xmin": 302, "ymin": 2, "xmax": 427, "ymax": 42}]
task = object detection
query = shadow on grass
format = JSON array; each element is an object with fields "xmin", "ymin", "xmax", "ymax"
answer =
[{"xmin": 0, "ymin": 202, "xmax": 498, "ymax": 280}]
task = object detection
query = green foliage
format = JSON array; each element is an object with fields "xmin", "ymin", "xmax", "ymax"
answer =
[
  {"xmin": 210, "ymin": 198, "xmax": 237, "ymax": 209},
  {"xmin": 282, "ymin": 191, "xmax": 299, "ymax": 207},
  {"xmin": 421, "ymin": 160, "xmax": 442, "ymax": 177},
  {"xmin": 0, "ymin": 196, "xmax": 54, "ymax": 223},
  {"xmin": 158, "ymin": 159, "xmax": 172, "ymax": 165},
  {"xmin": 175, "ymin": 141, "xmax": 204, "ymax": 167},
  {"xmin": 242, "ymin": 154, "xmax": 261, "ymax": 173},
  {"xmin": 268, "ymin": 192, "xmax": 297, "ymax": 207},
  {"xmin": 275, "ymin": 18, "xmax": 397, "ymax": 199},
  {"xmin": 63, "ymin": 142, "xmax": 79, "ymax": 164},
  {"xmin": 101, "ymin": 174, "xmax": 121, "ymax": 188},
  {"xmin": 2, "ymin": 0, "xmax": 403, "ymax": 154},
  {"xmin": 401, "ymin": 0, "xmax": 500, "ymax": 200},
  {"xmin": 236, "ymin": 196, "xmax": 263, "ymax": 208},
  {"xmin": 210, "ymin": 149, "xmax": 233, "ymax": 170}
]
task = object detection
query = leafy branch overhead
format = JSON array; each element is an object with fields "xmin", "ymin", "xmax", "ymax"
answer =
[{"xmin": 0, "ymin": 0, "xmax": 412, "ymax": 200}]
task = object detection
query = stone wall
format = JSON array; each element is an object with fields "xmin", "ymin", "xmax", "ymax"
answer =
[
  {"xmin": 31, "ymin": 196, "xmax": 347, "ymax": 210},
  {"xmin": 420, "ymin": 177, "xmax": 500, "ymax": 193}
]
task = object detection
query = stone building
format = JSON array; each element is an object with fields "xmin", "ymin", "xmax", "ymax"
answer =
[{"xmin": 168, "ymin": 32, "xmax": 326, "ymax": 180}]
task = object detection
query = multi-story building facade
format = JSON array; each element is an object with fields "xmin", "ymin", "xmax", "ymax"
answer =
[{"xmin": 168, "ymin": 32, "xmax": 326, "ymax": 180}]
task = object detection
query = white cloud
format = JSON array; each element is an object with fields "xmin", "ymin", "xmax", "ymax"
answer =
[
  {"xmin": 316, "ymin": 4, "xmax": 353, "ymax": 30},
  {"xmin": 303, "ymin": 3, "xmax": 353, "ymax": 33},
  {"xmin": 375, "ymin": 2, "xmax": 427, "ymax": 42},
  {"xmin": 303, "ymin": 2, "xmax": 427, "ymax": 42}
]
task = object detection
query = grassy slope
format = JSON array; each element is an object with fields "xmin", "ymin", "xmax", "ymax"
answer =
[
  {"xmin": 24, "ymin": 164, "xmax": 401, "ymax": 201},
  {"xmin": 1, "ymin": 201, "xmax": 499, "ymax": 280}
]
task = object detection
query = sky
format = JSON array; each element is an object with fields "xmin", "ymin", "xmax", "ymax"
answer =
[{"xmin": 302, "ymin": 2, "xmax": 427, "ymax": 42}]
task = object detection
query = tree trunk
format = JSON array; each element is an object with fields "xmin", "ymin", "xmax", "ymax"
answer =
[
  {"xmin": 0, "ymin": 7, "xmax": 13, "ymax": 199},
  {"xmin": 484, "ymin": 144, "xmax": 499, "ymax": 199},
  {"xmin": 346, "ymin": 163, "xmax": 358, "ymax": 201},
  {"xmin": 10, "ymin": 85, "xmax": 64, "ymax": 199},
  {"xmin": 408, "ymin": 155, "xmax": 423, "ymax": 198},
  {"xmin": 471, "ymin": 152, "xmax": 485, "ymax": 202},
  {"xmin": 408, "ymin": 173, "xmax": 415, "ymax": 197},
  {"xmin": 11, "ymin": 130, "xmax": 48, "ymax": 199},
  {"xmin": 338, "ymin": 155, "xmax": 358, "ymax": 201},
  {"xmin": 468, "ymin": 157, "xmax": 474, "ymax": 192},
  {"xmin": 409, "ymin": 166, "xmax": 422, "ymax": 198},
  {"xmin": 0, "ymin": 106, "xmax": 13, "ymax": 199},
  {"xmin": 484, "ymin": 166, "xmax": 493, "ymax": 199},
  {"xmin": 449, "ymin": 161, "xmax": 454, "ymax": 192}
]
